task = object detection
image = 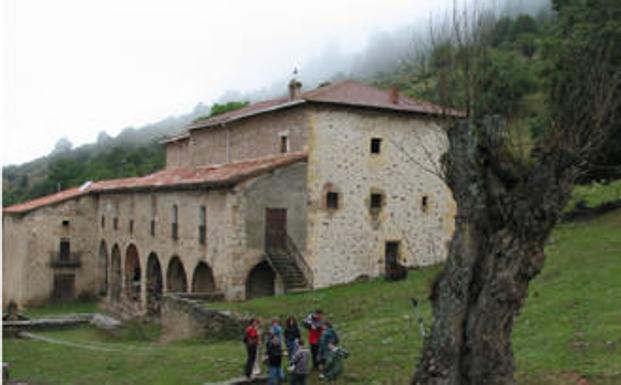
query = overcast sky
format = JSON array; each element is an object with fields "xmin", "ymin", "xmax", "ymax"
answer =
[{"xmin": 2, "ymin": 0, "xmax": 525, "ymax": 166}]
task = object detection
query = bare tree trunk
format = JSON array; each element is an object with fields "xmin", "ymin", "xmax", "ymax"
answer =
[{"xmin": 412, "ymin": 118, "xmax": 574, "ymax": 385}]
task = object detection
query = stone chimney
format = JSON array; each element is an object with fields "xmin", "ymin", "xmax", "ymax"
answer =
[
  {"xmin": 288, "ymin": 79, "xmax": 302, "ymax": 101},
  {"xmin": 389, "ymin": 86, "xmax": 400, "ymax": 104}
]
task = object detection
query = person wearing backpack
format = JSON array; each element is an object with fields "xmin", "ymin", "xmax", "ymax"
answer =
[
  {"xmin": 302, "ymin": 309, "xmax": 323, "ymax": 370},
  {"xmin": 244, "ymin": 318, "xmax": 261, "ymax": 379},
  {"xmin": 323, "ymin": 342, "xmax": 349, "ymax": 385},
  {"xmin": 318, "ymin": 321, "xmax": 339, "ymax": 367}
]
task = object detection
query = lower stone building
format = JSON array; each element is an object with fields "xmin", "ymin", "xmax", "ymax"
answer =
[{"xmin": 2, "ymin": 80, "xmax": 458, "ymax": 311}]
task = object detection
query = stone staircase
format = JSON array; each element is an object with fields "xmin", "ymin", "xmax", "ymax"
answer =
[{"xmin": 265, "ymin": 248, "xmax": 308, "ymax": 291}]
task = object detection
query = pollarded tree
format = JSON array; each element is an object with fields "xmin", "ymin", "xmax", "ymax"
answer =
[{"xmin": 411, "ymin": 1, "xmax": 621, "ymax": 385}]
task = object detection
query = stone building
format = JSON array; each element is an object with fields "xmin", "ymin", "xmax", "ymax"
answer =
[{"xmin": 2, "ymin": 80, "xmax": 459, "ymax": 311}]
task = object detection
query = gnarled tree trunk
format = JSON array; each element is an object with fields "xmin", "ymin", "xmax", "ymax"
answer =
[{"xmin": 412, "ymin": 118, "xmax": 574, "ymax": 385}]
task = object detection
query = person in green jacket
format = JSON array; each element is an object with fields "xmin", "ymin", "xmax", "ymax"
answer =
[
  {"xmin": 323, "ymin": 342, "xmax": 349, "ymax": 384},
  {"xmin": 318, "ymin": 322, "xmax": 339, "ymax": 362}
]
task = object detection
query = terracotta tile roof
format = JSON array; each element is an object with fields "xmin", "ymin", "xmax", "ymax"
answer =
[
  {"xmin": 3, "ymin": 152, "xmax": 307, "ymax": 214},
  {"xmin": 187, "ymin": 79, "xmax": 464, "ymax": 131},
  {"xmin": 3, "ymin": 186, "xmax": 89, "ymax": 214}
]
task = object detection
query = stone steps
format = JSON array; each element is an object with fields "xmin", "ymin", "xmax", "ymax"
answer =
[{"xmin": 266, "ymin": 250, "xmax": 309, "ymax": 292}]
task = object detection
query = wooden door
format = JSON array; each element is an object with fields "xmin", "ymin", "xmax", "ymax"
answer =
[
  {"xmin": 52, "ymin": 274, "xmax": 75, "ymax": 302},
  {"xmin": 265, "ymin": 208, "xmax": 287, "ymax": 249},
  {"xmin": 385, "ymin": 241, "xmax": 400, "ymax": 271}
]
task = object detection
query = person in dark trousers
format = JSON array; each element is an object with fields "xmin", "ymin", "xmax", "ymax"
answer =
[
  {"xmin": 284, "ymin": 316, "xmax": 301, "ymax": 360},
  {"xmin": 318, "ymin": 321, "xmax": 339, "ymax": 367},
  {"xmin": 266, "ymin": 334, "xmax": 283, "ymax": 385},
  {"xmin": 244, "ymin": 318, "xmax": 260, "ymax": 379},
  {"xmin": 303, "ymin": 309, "xmax": 324, "ymax": 370},
  {"xmin": 289, "ymin": 339, "xmax": 310, "ymax": 385}
]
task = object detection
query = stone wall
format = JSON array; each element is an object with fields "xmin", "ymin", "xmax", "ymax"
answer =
[
  {"xmin": 165, "ymin": 138, "xmax": 190, "ymax": 169},
  {"xmin": 96, "ymin": 161, "xmax": 306, "ymax": 304},
  {"xmin": 305, "ymin": 106, "xmax": 456, "ymax": 288},
  {"xmin": 3, "ymin": 196, "xmax": 99, "ymax": 307},
  {"xmin": 97, "ymin": 188, "xmax": 237, "ymax": 306},
  {"xmin": 185, "ymin": 106, "xmax": 310, "ymax": 167},
  {"xmin": 160, "ymin": 294, "xmax": 246, "ymax": 342}
]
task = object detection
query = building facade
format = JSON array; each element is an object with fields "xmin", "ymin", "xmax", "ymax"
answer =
[{"xmin": 3, "ymin": 80, "xmax": 459, "ymax": 311}]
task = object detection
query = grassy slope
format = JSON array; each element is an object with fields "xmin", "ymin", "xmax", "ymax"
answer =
[
  {"xmin": 566, "ymin": 179, "xmax": 621, "ymax": 212},
  {"xmin": 4, "ymin": 210, "xmax": 621, "ymax": 384}
]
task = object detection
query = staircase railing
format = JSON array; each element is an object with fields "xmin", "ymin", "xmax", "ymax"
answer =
[
  {"xmin": 284, "ymin": 233, "xmax": 313, "ymax": 288},
  {"xmin": 265, "ymin": 233, "xmax": 313, "ymax": 289}
]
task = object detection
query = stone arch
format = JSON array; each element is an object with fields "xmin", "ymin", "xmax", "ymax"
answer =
[
  {"xmin": 146, "ymin": 253, "xmax": 163, "ymax": 315},
  {"xmin": 245, "ymin": 261, "xmax": 275, "ymax": 299},
  {"xmin": 98, "ymin": 240, "xmax": 108, "ymax": 296},
  {"xmin": 110, "ymin": 244, "xmax": 122, "ymax": 301},
  {"xmin": 166, "ymin": 256, "xmax": 188, "ymax": 293},
  {"xmin": 192, "ymin": 261, "xmax": 216, "ymax": 293},
  {"xmin": 124, "ymin": 244, "xmax": 141, "ymax": 302}
]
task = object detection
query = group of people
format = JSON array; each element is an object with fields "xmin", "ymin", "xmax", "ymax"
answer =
[{"xmin": 243, "ymin": 309, "xmax": 349, "ymax": 385}]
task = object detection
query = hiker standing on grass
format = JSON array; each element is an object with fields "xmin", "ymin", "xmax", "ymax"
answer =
[
  {"xmin": 289, "ymin": 339, "xmax": 310, "ymax": 385},
  {"xmin": 323, "ymin": 342, "xmax": 349, "ymax": 385},
  {"xmin": 266, "ymin": 334, "xmax": 284, "ymax": 385},
  {"xmin": 284, "ymin": 316, "xmax": 301, "ymax": 360},
  {"xmin": 318, "ymin": 321, "xmax": 339, "ymax": 367},
  {"xmin": 303, "ymin": 309, "xmax": 324, "ymax": 370},
  {"xmin": 244, "ymin": 318, "xmax": 261, "ymax": 379},
  {"xmin": 270, "ymin": 317, "xmax": 284, "ymax": 346}
]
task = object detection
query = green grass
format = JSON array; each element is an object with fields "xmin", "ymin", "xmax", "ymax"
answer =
[
  {"xmin": 513, "ymin": 208, "xmax": 621, "ymax": 383},
  {"xmin": 4, "ymin": 210, "xmax": 621, "ymax": 384},
  {"xmin": 566, "ymin": 179, "xmax": 621, "ymax": 212},
  {"xmin": 22, "ymin": 298, "xmax": 99, "ymax": 318}
]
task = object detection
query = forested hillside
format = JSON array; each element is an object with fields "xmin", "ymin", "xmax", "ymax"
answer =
[
  {"xmin": 2, "ymin": 104, "xmax": 207, "ymax": 207},
  {"xmin": 3, "ymin": 8, "xmax": 619, "ymax": 207}
]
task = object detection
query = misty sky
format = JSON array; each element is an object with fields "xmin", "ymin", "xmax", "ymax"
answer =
[{"xmin": 2, "ymin": 0, "xmax": 524, "ymax": 166}]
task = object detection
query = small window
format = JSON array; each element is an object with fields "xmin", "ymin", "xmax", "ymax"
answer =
[
  {"xmin": 370, "ymin": 138, "xmax": 382, "ymax": 154},
  {"xmin": 280, "ymin": 135, "xmax": 289, "ymax": 153},
  {"xmin": 421, "ymin": 196, "xmax": 429, "ymax": 212},
  {"xmin": 101, "ymin": 216, "xmax": 105, "ymax": 228},
  {"xmin": 129, "ymin": 219, "xmax": 134, "ymax": 234},
  {"xmin": 113, "ymin": 217, "xmax": 119, "ymax": 230},
  {"xmin": 326, "ymin": 192, "xmax": 339, "ymax": 209},
  {"xmin": 199, "ymin": 206, "xmax": 207, "ymax": 245},
  {"xmin": 370, "ymin": 193, "xmax": 383, "ymax": 210},
  {"xmin": 172, "ymin": 205, "xmax": 179, "ymax": 240},
  {"xmin": 150, "ymin": 220, "xmax": 156, "ymax": 237},
  {"xmin": 62, "ymin": 219, "xmax": 70, "ymax": 227},
  {"xmin": 59, "ymin": 239, "xmax": 71, "ymax": 261}
]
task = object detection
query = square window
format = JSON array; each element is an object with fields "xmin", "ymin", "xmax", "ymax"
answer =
[
  {"xmin": 371, "ymin": 193, "xmax": 383, "ymax": 209},
  {"xmin": 62, "ymin": 219, "xmax": 70, "ymax": 227},
  {"xmin": 370, "ymin": 138, "xmax": 382, "ymax": 154},
  {"xmin": 326, "ymin": 192, "xmax": 339, "ymax": 209}
]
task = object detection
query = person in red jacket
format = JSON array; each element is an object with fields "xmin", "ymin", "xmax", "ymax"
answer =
[
  {"xmin": 244, "ymin": 318, "xmax": 261, "ymax": 379},
  {"xmin": 303, "ymin": 309, "xmax": 324, "ymax": 370}
]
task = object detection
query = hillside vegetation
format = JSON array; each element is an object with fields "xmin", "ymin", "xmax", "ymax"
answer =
[{"xmin": 4, "ymin": 209, "xmax": 620, "ymax": 385}]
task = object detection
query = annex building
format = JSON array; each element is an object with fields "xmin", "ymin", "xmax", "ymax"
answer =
[{"xmin": 3, "ymin": 80, "xmax": 459, "ymax": 313}]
